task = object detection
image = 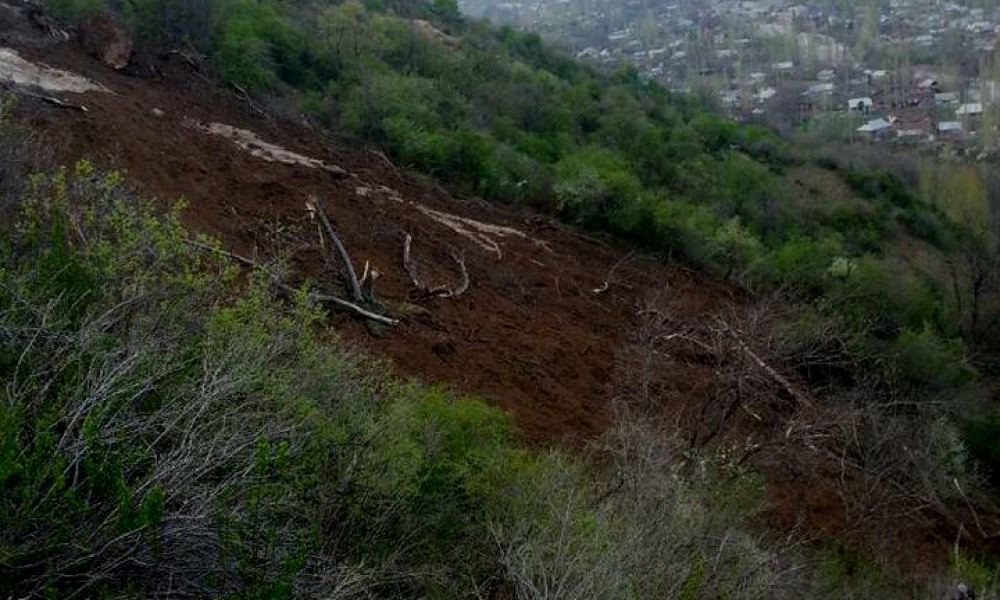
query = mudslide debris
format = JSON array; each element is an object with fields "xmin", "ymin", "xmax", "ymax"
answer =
[
  {"xmin": 0, "ymin": 47, "xmax": 110, "ymax": 93},
  {"xmin": 188, "ymin": 120, "xmax": 346, "ymax": 174},
  {"xmin": 415, "ymin": 204, "xmax": 549, "ymax": 259}
]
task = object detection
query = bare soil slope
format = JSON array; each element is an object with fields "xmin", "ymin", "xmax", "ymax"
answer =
[
  {"xmin": 7, "ymin": 16, "xmax": 998, "ymax": 572},
  {"xmin": 4, "ymin": 37, "xmax": 736, "ymax": 444}
]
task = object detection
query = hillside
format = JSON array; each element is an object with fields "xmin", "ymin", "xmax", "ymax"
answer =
[
  {"xmin": 1, "ymin": 1, "xmax": 999, "ymax": 597},
  {"xmin": 2, "ymin": 26, "xmax": 735, "ymax": 443}
]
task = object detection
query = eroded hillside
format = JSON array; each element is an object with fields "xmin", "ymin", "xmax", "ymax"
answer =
[
  {"xmin": 1, "ymin": 3, "xmax": 998, "ymax": 594},
  {"xmin": 1, "ymin": 29, "xmax": 737, "ymax": 443}
]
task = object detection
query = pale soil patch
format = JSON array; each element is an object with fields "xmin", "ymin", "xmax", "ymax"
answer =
[
  {"xmin": 192, "ymin": 117, "xmax": 540, "ymax": 259},
  {"xmin": 414, "ymin": 204, "xmax": 544, "ymax": 258},
  {"xmin": 189, "ymin": 120, "xmax": 347, "ymax": 174},
  {"xmin": 0, "ymin": 47, "xmax": 109, "ymax": 93},
  {"xmin": 353, "ymin": 182, "xmax": 546, "ymax": 258}
]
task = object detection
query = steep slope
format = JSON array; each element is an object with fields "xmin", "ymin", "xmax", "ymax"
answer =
[
  {"xmin": 3, "ymin": 35, "xmax": 735, "ymax": 444},
  {"xmin": 3, "ymin": 8, "xmax": 998, "ymax": 587}
]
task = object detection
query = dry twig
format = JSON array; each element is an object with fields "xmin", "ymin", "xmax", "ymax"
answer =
[
  {"xmin": 593, "ymin": 252, "xmax": 635, "ymax": 294},
  {"xmin": 403, "ymin": 233, "xmax": 470, "ymax": 299}
]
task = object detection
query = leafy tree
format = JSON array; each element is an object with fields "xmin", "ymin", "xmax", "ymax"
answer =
[{"xmin": 553, "ymin": 146, "xmax": 643, "ymax": 228}]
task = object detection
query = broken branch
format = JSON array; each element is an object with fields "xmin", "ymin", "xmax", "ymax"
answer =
[
  {"xmin": 8, "ymin": 86, "xmax": 88, "ymax": 111},
  {"xmin": 161, "ymin": 49, "xmax": 204, "ymax": 71},
  {"xmin": 368, "ymin": 148, "xmax": 401, "ymax": 176},
  {"xmin": 593, "ymin": 251, "xmax": 635, "ymax": 294},
  {"xmin": 403, "ymin": 233, "xmax": 470, "ymax": 299},
  {"xmin": 306, "ymin": 292, "xmax": 398, "ymax": 326},
  {"xmin": 359, "ymin": 260, "xmax": 371, "ymax": 286},
  {"xmin": 307, "ymin": 198, "xmax": 366, "ymax": 304},
  {"xmin": 231, "ymin": 83, "xmax": 267, "ymax": 118},
  {"xmin": 715, "ymin": 319, "xmax": 813, "ymax": 409}
]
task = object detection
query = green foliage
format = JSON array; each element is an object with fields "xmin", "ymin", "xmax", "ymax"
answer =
[
  {"xmin": 45, "ymin": 0, "xmax": 106, "ymax": 21},
  {"xmin": 553, "ymin": 145, "xmax": 643, "ymax": 228},
  {"xmin": 893, "ymin": 324, "xmax": 976, "ymax": 390},
  {"xmin": 216, "ymin": 1, "xmax": 308, "ymax": 91},
  {"xmin": 355, "ymin": 389, "xmax": 517, "ymax": 565},
  {"xmin": 965, "ymin": 413, "xmax": 1000, "ymax": 485},
  {"xmin": 948, "ymin": 551, "xmax": 1000, "ymax": 598}
]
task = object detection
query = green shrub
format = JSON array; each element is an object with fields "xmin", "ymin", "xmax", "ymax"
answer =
[
  {"xmin": 553, "ymin": 145, "xmax": 643, "ymax": 228},
  {"xmin": 963, "ymin": 414, "xmax": 1000, "ymax": 485},
  {"xmin": 217, "ymin": 1, "xmax": 303, "ymax": 92},
  {"xmin": 893, "ymin": 324, "xmax": 976, "ymax": 391},
  {"xmin": 45, "ymin": 0, "xmax": 105, "ymax": 21}
]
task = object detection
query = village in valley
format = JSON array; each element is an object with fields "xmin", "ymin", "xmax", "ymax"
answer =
[{"xmin": 461, "ymin": 0, "xmax": 1000, "ymax": 154}]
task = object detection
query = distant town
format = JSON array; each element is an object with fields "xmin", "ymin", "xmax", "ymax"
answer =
[{"xmin": 461, "ymin": 0, "xmax": 1000, "ymax": 153}]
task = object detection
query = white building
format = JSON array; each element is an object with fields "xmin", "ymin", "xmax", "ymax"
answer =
[
  {"xmin": 858, "ymin": 118, "xmax": 891, "ymax": 133},
  {"xmin": 938, "ymin": 121, "xmax": 965, "ymax": 134},
  {"xmin": 957, "ymin": 102, "xmax": 984, "ymax": 116},
  {"xmin": 848, "ymin": 97, "xmax": 874, "ymax": 111}
]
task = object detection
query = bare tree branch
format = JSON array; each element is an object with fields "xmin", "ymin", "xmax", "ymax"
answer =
[
  {"xmin": 307, "ymin": 198, "xmax": 366, "ymax": 304},
  {"xmin": 593, "ymin": 252, "xmax": 634, "ymax": 294},
  {"xmin": 714, "ymin": 318, "xmax": 814, "ymax": 410},
  {"xmin": 402, "ymin": 233, "xmax": 470, "ymax": 299}
]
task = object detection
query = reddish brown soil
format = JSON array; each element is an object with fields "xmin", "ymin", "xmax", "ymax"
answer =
[
  {"xmin": 4, "ymin": 21, "xmax": 995, "ymax": 574},
  {"xmin": 7, "ymin": 38, "xmax": 736, "ymax": 444}
]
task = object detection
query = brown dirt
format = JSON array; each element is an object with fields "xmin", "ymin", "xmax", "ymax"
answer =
[
  {"xmin": 4, "ymin": 23, "xmax": 995, "ymax": 573},
  {"xmin": 6, "ymin": 38, "xmax": 735, "ymax": 445}
]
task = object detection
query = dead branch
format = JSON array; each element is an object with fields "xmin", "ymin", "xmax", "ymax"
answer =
[
  {"xmin": 403, "ymin": 233, "xmax": 470, "ymax": 299},
  {"xmin": 307, "ymin": 198, "xmax": 366, "ymax": 304},
  {"xmin": 231, "ymin": 83, "xmax": 267, "ymax": 118},
  {"xmin": 359, "ymin": 260, "xmax": 371, "ymax": 286},
  {"xmin": 368, "ymin": 148, "xmax": 401, "ymax": 176},
  {"xmin": 8, "ymin": 86, "xmax": 88, "ymax": 111},
  {"xmin": 593, "ymin": 251, "xmax": 635, "ymax": 294},
  {"xmin": 306, "ymin": 292, "xmax": 398, "ymax": 326},
  {"xmin": 184, "ymin": 239, "xmax": 398, "ymax": 326},
  {"xmin": 714, "ymin": 318, "xmax": 813, "ymax": 409},
  {"xmin": 161, "ymin": 49, "xmax": 203, "ymax": 71}
]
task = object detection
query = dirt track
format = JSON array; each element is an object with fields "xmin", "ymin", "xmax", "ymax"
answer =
[{"xmin": 6, "ymin": 38, "xmax": 736, "ymax": 444}]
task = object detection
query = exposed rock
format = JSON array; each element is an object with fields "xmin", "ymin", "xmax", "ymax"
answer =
[
  {"xmin": 186, "ymin": 120, "xmax": 347, "ymax": 174},
  {"xmin": 79, "ymin": 13, "xmax": 132, "ymax": 70},
  {"xmin": 0, "ymin": 47, "xmax": 110, "ymax": 94},
  {"xmin": 409, "ymin": 19, "xmax": 459, "ymax": 47}
]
